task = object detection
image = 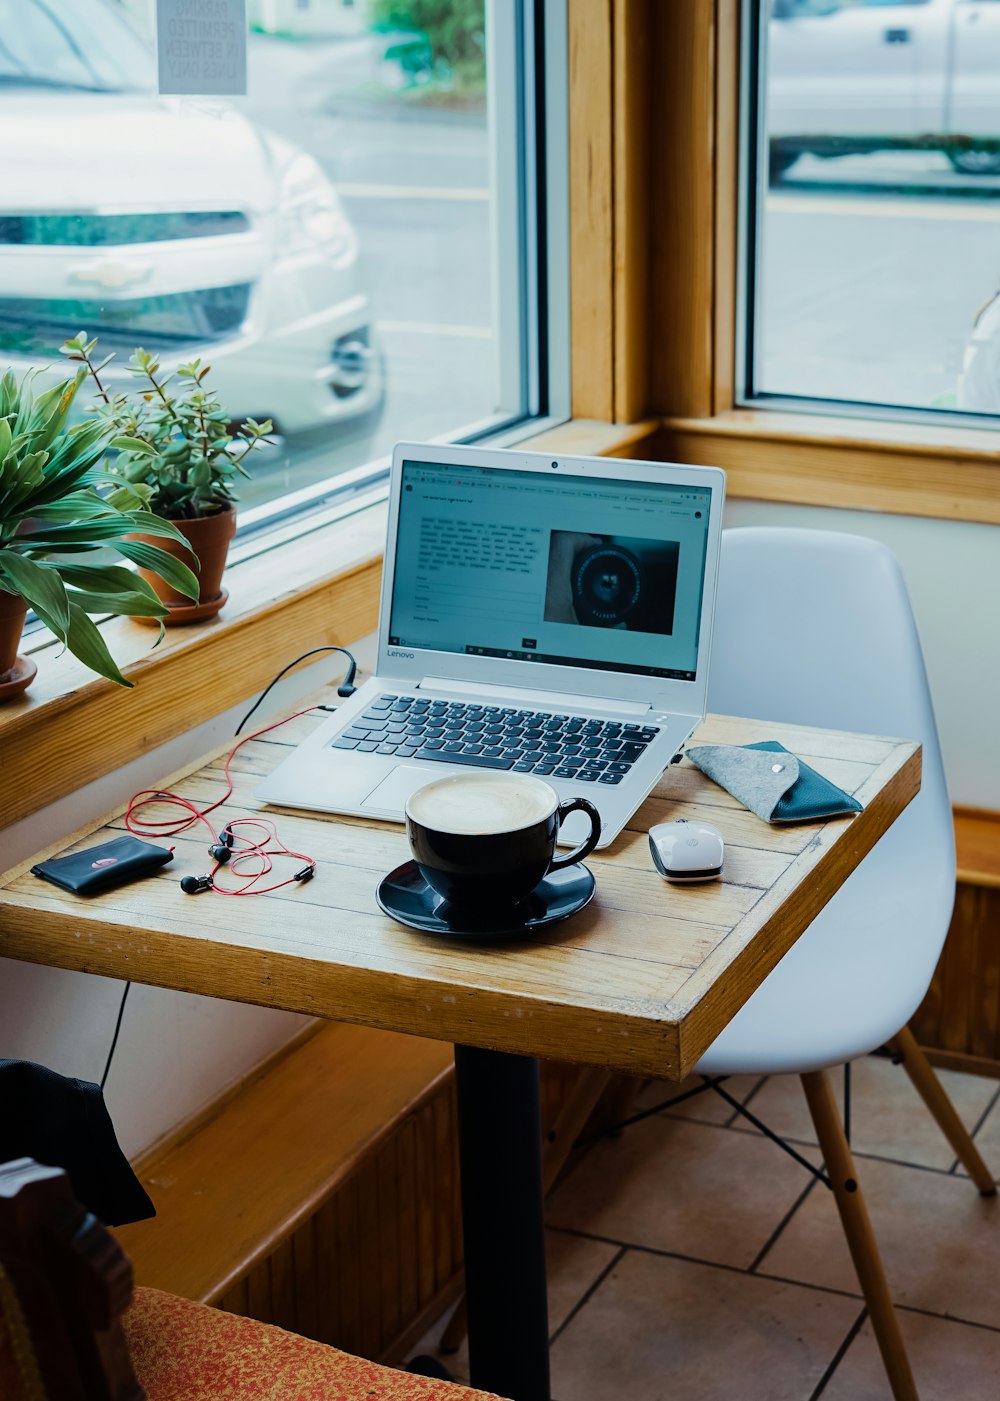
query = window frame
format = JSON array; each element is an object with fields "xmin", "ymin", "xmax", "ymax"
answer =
[
  {"xmin": 735, "ymin": 0, "xmax": 1000, "ymax": 431},
  {"xmin": 648, "ymin": 0, "xmax": 1000, "ymax": 527},
  {"xmin": 228, "ymin": 0, "xmax": 572, "ymax": 540}
]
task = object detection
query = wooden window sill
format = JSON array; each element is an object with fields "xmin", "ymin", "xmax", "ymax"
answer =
[
  {"xmin": 657, "ymin": 410, "xmax": 1000, "ymax": 525},
  {"xmin": 0, "ymin": 419, "xmax": 659, "ymax": 832}
]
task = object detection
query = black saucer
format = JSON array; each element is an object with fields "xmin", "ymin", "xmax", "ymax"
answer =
[{"xmin": 376, "ymin": 860, "xmax": 595, "ymax": 940}]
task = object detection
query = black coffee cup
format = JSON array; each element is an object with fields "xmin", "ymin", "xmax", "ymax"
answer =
[{"xmin": 405, "ymin": 772, "xmax": 601, "ymax": 909}]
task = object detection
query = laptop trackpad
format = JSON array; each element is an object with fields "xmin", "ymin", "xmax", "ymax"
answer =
[{"xmin": 362, "ymin": 765, "xmax": 438, "ymax": 816}]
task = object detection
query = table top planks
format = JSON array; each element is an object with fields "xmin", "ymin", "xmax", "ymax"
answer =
[{"xmin": 0, "ymin": 703, "xmax": 920, "ymax": 1080}]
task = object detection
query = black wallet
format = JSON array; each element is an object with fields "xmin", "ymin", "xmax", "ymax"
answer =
[{"xmin": 32, "ymin": 836, "xmax": 174, "ymax": 896}]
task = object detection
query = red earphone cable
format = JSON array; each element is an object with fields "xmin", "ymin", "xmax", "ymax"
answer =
[{"xmin": 125, "ymin": 707, "xmax": 321, "ymax": 893}]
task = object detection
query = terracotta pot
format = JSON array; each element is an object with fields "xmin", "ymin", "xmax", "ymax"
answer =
[
  {"xmin": 0, "ymin": 589, "xmax": 27, "ymax": 678},
  {"xmin": 136, "ymin": 505, "xmax": 237, "ymax": 625},
  {"xmin": 0, "ymin": 588, "xmax": 35, "ymax": 701}
]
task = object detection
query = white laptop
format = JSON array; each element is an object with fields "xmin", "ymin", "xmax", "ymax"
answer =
[{"xmin": 256, "ymin": 442, "xmax": 726, "ymax": 848}]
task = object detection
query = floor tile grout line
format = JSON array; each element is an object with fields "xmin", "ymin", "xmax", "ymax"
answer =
[
  {"xmin": 747, "ymin": 1175, "xmax": 819, "ymax": 1274},
  {"xmin": 545, "ymin": 1223, "xmax": 865, "ymax": 1303},
  {"xmin": 807, "ymin": 1306, "xmax": 868, "ymax": 1401},
  {"xmin": 894, "ymin": 1300, "xmax": 1000, "ymax": 1337},
  {"xmin": 547, "ymin": 1244, "xmax": 628, "ymax": 1349},
  {"xmin": 546, "ymin": 1221, "xmax": 1000, "ymax": 1335},
  {"xmin": 949, "ymin": 1080, "xmax": 1000, "ymax": 1174}
]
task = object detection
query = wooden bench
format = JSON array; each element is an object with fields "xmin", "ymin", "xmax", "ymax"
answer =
[{"xmin": 115, "ymin": 1021, "xmax": 461, "ymax": 1364}]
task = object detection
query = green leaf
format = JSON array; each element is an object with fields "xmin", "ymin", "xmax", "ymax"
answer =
[
  {"xmin": 114, "ymin": 539, "xmax": 199, "ymax": 600},
  {"xmin": 118, "ymin": 511, "xmax": 194, "ymax": 547},
  {"xmin": 14, "ymin": 516, "xmax": 142, "ymax": 550},
  {"xmin": 0, "ymin": 551, "xmax": 70, "ymax": 632},
  {"xmin": 28, "ymin": 491, "xmax": 119, "ymax": 523},
  {"xmin": 111, "ymin": 435, "xmax": 157, "ymax": 456},
  {"xmin": 56, "ymin": 562, "xmax": 158, "ymax": 598},
  {"xmin": 60, "ymin": 602, "xmax": 131, "ymax": 687},
  {"xmin": 66, "ymin": 587, "xmax": 166, "ymax": 619}
]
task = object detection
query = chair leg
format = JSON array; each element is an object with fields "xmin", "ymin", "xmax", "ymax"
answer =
[
  {"xmin": 890, "ymin": 1025, "xmax": 997, "ymax": 1196},
  {"xmin": 801, "ymin": 1070, "xmax": 919, "ymax": 1401}
]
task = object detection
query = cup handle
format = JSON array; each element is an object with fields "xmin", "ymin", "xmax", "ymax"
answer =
[{"xmin": 547, "ymin": 797, "xmax": 602, "ymax": 872}]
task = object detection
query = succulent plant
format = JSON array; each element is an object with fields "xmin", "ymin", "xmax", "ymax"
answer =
[
  {"xmin": 64, "ymin": 333, "xmax": 273, "ymax": 520},
  {"xmin": 0, "ymin": 362, "xmax": 199, "ymax": 686}
]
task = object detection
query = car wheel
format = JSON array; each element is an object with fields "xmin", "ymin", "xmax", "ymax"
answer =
[
  {"xmin": 948, "ymin": 149, "xmax": 1000, "ymax": 176},
  {"xmin": 768, "ymin": 147, "xmax": 798, "ymax": 184}
]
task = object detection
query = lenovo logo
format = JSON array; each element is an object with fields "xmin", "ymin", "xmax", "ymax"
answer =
[{"xmin": 388, "ymin": 649, "xmax": 415, "ymax": 659}]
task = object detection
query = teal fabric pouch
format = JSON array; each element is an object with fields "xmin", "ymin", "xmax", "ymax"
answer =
[{"xmin": 685, "ymin": 740, "xmax": 863, "ymax": 825}]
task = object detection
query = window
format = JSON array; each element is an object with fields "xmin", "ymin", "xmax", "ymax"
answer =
[
  {"xmin": 741, "ymin": 0, "xmax": 1000, "ymax": 421},
  {"xmin": 0, "ymin": 0, "xmax": 566, "ymax": 529}
]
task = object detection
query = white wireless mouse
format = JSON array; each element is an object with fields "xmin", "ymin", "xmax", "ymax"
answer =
[{"xmin": 648, "ymin": 819, "xmax": 724, "ymax": 883}]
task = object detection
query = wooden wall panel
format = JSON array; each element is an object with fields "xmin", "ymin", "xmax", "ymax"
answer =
[
  {"xmin": 913, "ymin": 884, "xmax": 1000, "ymax": 1077},
  {"xmin": 202, "ymin": 1058, "xmax": 585, "ymax": 1362}
]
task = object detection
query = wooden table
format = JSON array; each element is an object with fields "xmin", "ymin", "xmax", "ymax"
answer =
[{"xmin": 0, "ymin": 706, "xmax": 920, "ymax": 1400}]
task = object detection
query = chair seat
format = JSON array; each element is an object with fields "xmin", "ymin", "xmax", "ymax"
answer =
[{"xmin": 124, "ymin": 1287, "xmax": 503, "ymax": 1401}]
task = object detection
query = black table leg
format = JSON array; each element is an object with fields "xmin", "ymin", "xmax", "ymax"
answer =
[{"xmin": 453, "ymin": 1044, "xmax": 550, "ymax": 1401}]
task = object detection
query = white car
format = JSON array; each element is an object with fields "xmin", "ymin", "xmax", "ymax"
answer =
[
  {"xmin": 769, "ymin": 0, "xmax": 1000, "ymax": 179},
  {"xmin": 0, "ymin": 0, "xmax": 384, "ymax": 436}
]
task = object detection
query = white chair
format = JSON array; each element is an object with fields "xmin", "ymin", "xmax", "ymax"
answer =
[{"xmin": 696, "ymin": 526, "xmax": 994, "ymax": 1401}]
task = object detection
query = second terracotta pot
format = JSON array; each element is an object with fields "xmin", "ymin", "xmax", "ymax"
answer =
[{"xmin": 136, "ymin": 505, "xmax": 237, "ymax": 625}]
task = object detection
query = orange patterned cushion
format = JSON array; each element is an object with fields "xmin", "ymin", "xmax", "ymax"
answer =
[
  {"xmin": 0, "ymin": 1261, "xmax": 46, "ymax": 1401},
  {"xmin": 124, "ymin": 1287, "xmax": 505, "ymax": 1401}
]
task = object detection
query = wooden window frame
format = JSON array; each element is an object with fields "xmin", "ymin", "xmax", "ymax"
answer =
[{"xmin": 642, "ymin": 0, "xmax": 1000, "ymax": 525}]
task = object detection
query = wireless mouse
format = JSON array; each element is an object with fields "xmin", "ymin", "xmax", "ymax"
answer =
[{"xmin": 648, "ymin": 819, "xmax": 724, "ymax": 883}]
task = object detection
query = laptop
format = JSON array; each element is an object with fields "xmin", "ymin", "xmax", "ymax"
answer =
[{"xmin": 256, "ymin": 442, "xmax": 726, "ymax": 848}]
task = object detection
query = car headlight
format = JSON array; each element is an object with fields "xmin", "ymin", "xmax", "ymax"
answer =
[{"xmin": 278, "ymin": 153, "xmax": 356, "ymax": 265}]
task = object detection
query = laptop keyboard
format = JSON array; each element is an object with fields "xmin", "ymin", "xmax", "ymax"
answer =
[{"xmin": 331, "ymin": 696, "xmax": 660, "ymax": 784}]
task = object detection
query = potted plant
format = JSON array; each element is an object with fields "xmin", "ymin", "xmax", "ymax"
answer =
[
  {"xmin": 64, "ymin": 334, "xmax": 273, "ymax": 625},
  {"xmin": 0, "ymin": 364, "xmax": 199, "ymax": 701}
]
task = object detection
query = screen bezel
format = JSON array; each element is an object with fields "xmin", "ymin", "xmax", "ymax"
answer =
[{"xmin": 377, "ymin": 442, "xmax": 726, "ymax": 715}]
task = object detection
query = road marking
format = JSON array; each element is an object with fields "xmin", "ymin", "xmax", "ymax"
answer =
[
  {"xmin": 378, "ymin": 318, "xmax": 492, "ymax": 338},
  {"xmin": 768, "ymin": 193, "xmax": 1000, "ymax": 222},
  {"xmin": 338, "ymin": 183, "xmax": 489, "ymax": 202}
]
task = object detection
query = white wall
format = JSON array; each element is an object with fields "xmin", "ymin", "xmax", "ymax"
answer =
[
  {"xmin": 0, "ymin": 639, "xmax": 374, "ymax": 1160},
  {"xmin": 724, "ymin": 500, "xmax": 1000, "ymax": 809}
]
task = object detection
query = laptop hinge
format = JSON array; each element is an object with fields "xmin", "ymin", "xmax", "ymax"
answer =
[{"xmin": 416, "ymin": 676, "xmax": 651, "ymax": 717}]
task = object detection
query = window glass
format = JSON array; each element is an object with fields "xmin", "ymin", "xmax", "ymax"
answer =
[
  {"xmin": 1, "ymin": 0, "xmax": 550, "ymax": 520},
  {"xmin": 745, "ymin": 0, "xmax": 1000, "ymax": 416}
]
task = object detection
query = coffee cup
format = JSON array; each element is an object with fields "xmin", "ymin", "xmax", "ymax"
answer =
[{"xmin": 405, "ymin": 772, "xmax": 601, "ymax": 909}]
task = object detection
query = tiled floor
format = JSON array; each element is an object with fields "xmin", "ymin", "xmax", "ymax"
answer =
[{"xmin": 414, "ymin": 1056, "xmax": 1000, "ymax": 1399}]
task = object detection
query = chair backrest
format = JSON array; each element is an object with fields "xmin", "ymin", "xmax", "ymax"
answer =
[
  {"xmin": 0, "ymin": 1158, "xmax": 142, "ymax": 1401},
  {"xmin": 704, "ymin": 527, "xmax": 954, "ymax": 1058}
]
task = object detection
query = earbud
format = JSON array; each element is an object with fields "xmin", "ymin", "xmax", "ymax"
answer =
[
  {"xmin": 208, "ymin": 843, "xmax": 232, "ymax": 864},
  {"xmin": 180, "ymin": 873, "xmax": 213, "ymax": 894}
]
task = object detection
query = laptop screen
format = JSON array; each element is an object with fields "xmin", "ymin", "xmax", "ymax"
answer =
[{"xmin": 387, "ymin": 461, "xmax": 713, "ymax": 681}]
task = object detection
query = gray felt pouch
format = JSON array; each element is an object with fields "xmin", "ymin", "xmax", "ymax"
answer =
[{"xmin": 685, "ymin": 741, "xmax": 863, "ymax": 825}]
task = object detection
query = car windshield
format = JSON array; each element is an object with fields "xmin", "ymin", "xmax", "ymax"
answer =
[{"xmin": 0, "ymin": 0, "xmax": 155, "ymax": 93}]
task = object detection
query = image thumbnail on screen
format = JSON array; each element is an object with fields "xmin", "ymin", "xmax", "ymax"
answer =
[{"xmin": 543, "ymin": 531, "xmax": 679, "ymax": 635}]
